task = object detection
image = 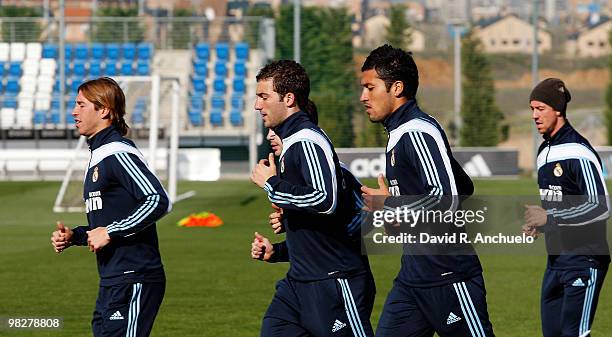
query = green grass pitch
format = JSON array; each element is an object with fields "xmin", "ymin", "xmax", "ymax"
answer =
[{"xmin": 0, "ymin": 179, "xmax": 610, "ymax": 336}]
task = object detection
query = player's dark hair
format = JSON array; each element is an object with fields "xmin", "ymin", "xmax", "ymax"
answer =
[
  {"xmin": 256, "ymin": 59, "xmax": 318, "ymax": 123},
  {"xmin": 361, "ymin": 44, "xmax": 419, "ymax": 100},
  {"xmin": 78, "ymin": 77, "xmax": 129, "ymax": 135}
]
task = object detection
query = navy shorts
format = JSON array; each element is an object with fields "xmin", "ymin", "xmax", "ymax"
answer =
[
  {"xmin": 541, "ymin": 267, "xmax": 607, "ymax": 337},
  {"xmin": 92, "ymin": 282, "xmax": 165, "ymax": 337},
  {"xmin": 261, "ymin": 273, "xmax": 375, "ymax": 337},
  {"xmin": 376, "ymin": 275, "xmax": 494, "ymax": 337}
]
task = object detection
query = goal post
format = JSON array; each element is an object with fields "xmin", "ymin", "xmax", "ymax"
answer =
[{"xmin": 53, "ymin": 75, "xmax": 191, "ymax": 213}]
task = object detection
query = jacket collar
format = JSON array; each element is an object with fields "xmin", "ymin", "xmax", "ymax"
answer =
[
  {"xmin": 87, "ymin": 125, "xmax": 120, "ymax": 150},
  {"xmin": 544, "ymin": 121, "xmax": 572, "ymax": 145},
  {"xmin": 382, "ymin": 99, "xmax": 418, "ymax": 132},
  {"xmin": 273, "ymin": 111, "xmax": 312, "ymax": 139}
]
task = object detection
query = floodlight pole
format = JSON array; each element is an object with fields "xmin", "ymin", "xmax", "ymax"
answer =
[
  {"xmin": 294, "ymin": 0, "xmax": 300, "ymax": 63},
  {"xmin": 532, "ymin": 0, "xmax": 540, "ymax": 169},
  {"xmin": 453, "ymin": 25, "xmax": 462, "ymax": 142}
]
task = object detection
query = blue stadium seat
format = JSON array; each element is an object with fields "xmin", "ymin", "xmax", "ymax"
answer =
[
  {"xmin": 64, "ymin": 44, "xmax": 74, "ymax": 60},
  {"xmin": 210, "ymin": 109, "xmax": 223, "ymax": 126},
  {"xmin": 91, "ymin": 43, "xmax": 105, "ymax": 60},
  {"xmin": 103, "ymin": 62, "xmax": 118, "ymax": 76},
  {"xmin": 136, "ymin": 61, "xmax": 150, "ymax": 75},
  {"xmin": 66, "ymin": 94, "xmax": 77, "ymax": 109},
  {"xmin": 188, "ymin": 108, "xmax": 203, "ymax": 126},
  {"xmin": 214, "ymin": 62, "xmax": 227, "ymax": 77},
  {"xmin": 0, "ymin": 81, "xmax": 4, "ymax": 94},
  {"xmin": 190, "ymin": 97, "xmax": 204, "ymax": 110},
  {"xmin": 230, "ymin": 109, "xmax": 243, "ymax": 125},
  {"xmin": 71, "ymin": 77, "xmax": 84, "ymax": 93},
  {"xmin": 192, "ymin": 77, "xmax": 206, "ymax": 94},
  {"xmin": 63, "ymin": 62, "xmax": 72, "ymax": 76},
  {"xmin": 234, "ymin": 62, "xmax": 247, "ymax": 77},
  {"xmin": 213, "ymin": 78, "xmax": 226, "ymax": 93},
  {"xmin": 0, "ymin": 62, "xmax": 5, "ymax": 77},
  {"xmin": 132, "ymin": 108, "xmax": 145, "ymax": 124},
  {"xmin": 74, "ymin": 43, "xmax": 89, "ymax": 60},
  {"xmin": 233, "ymin": 77, "xmax": 245, "ymax": 93},
  {"xmin": 107, "ymin": 43, "xmax": 120, "ymax": 60},
  {"xmin": 215, "ymin": 43, "xmax": 229, "ymax": 61},
  {"xmin": 122, "ymin": 43, "xmax": 136, "ymax": 60},
  {"xmin": 73, "ymin": 61, "xmax": 87, "ymax": 77},
  {"xmin": 231, "ymin": 94, "xmax": 244, "ymax": 110},
  {"xmin": 53, "ymin": 79, "xmax": 61, "ymax": 93},
  {"xmin": 235, "ymin": 42, "xmax": 249, "ymax": 61},
  {"xmin": 51, "ymin": 96, "xmax": 61, "ymax": 109},
  {"xmin": 137, "ymin": 42, "xmax": 153, "ymax": 60},
  {"xmin": 66, "ymin": 112, "xmax": 75, "ymax": 124},
  {"xmin": 34, "ymin": 110, "xmax": 46, "ymax": 125},
  {"xmin": 49, "ymin": 109, "xmax": 60, "ymax": 124},
  {"xmin": 211, "ymin": 95, "xmax": 225, "ymax": 110},
  {"xmin": 193, "ymin": 61, "xmax": 208, "ymax": 77},
  {"xmin": 6, "ymin": 78, "xmax": 19, "ymax": 95},
  {"xmin": 89, "ymin": 63, "xmax": 102, "ymax": 77},
  {"xmin": 135, "ymin": 97, "xmax": 147, "ymax": 110},
  {"xmin": 3, "ymin": 96, "xmax": 17, "ymax": 109},
  {"xmin": 120, "ymin": 61, "xmax": 134, "ymax": 75},
  {"xmin": 195, "ymin": 42, "xmax": 210, "ymax": 61},
  {"xmin": 42, "ymin": 43, "xmax": 58, "ymax": 58},
  {"xmin": 8, "ymin": 62, "xmax": 21, "ymax": 77}
]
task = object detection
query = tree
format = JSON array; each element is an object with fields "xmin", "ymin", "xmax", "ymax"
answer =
[
  {"xmin": 0, "ymin": 6, "xmax": 42, "ymax": 42},
  {"xmin": 459, "ymin": 29, "xmax": 502, "ymax": 147},
  {"xmin": 276, "ymin": 6, "xmax": 356, "ymax": 146},
  {"xmin": 92, "ymin": 7, "xmax": 144, "ymax": 43},
  {"xmin": 169, "ymin": 8, "xmax": 194, "ymax": 49},
  {"xmin": 385, "ymin": 5, "xmax": 412, "ymax": 49},
  {"xmin": 605, "ymin": 28, "xmax": 612, "ymax": 145}
]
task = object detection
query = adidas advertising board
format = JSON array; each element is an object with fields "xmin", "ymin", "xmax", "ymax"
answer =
[{"xmin": 336, "ymin": 148, "xmax": 518, "ymax": 179}]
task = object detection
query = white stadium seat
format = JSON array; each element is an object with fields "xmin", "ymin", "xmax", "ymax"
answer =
[
  {"xmin": 10, "ymin": 43, "xmax": 26, "ymax": 61},
  {"xmin": 0, "ymin": 43, "xmax": 9, "ymax": 61},
  {"xmin": 26, "ymin": 43, "xmax": 42, "ymax": 60}
]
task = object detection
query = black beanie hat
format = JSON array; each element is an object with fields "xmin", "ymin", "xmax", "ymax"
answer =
[{"xmin": 529, "ymin": 78, "xmax": 572, "ymax": 116}]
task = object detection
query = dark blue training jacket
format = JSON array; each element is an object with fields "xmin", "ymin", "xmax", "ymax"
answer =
[
  {"xmin": 263, "ymin": 111, "xmax": 369, "ymax": 281},
  {"xmin": 537, "ymin": 122, "xmax": 610, "ymax": 270},
  {"xmin": 382, "ymin": 100, "xmax": 483, "ymax": 287},
  {"xmin": 71, "ymin": 125, "xmax": 171, "ymax": 286}
]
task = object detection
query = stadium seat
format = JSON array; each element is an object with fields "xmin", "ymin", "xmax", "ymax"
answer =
[
  {"xmin": 214, "ymin": 62, "xmax": 227, "ymax": 77},
  {"xmin": 23, "ymin": 59, "xmax": 39, "ymax": 76},
  {"xmin": 233, "ymin": 77, "xmax": 246, "ymax": 93},
  {"xmin": 74, "ymin": 43, "xmax": 89, "ymax": 60},
  {"xmin": 34, "ymin": 110, "xmax": 46, "ymax": 125},
  {"xmin": 37, "ymin": 76, "xmax": 54, "ymax": 94},
  {"xmin": 64, "ymin": 44, "xmax": 74, "ymax": 60},
  {"xmin": 210, "ymin": 109, "xmax": 223, "ymax": 126},
  {"xmin": 42, "ymin": 43, "xmax": 58, "ymax": 59},
  {"xmin": 89, "ymin": 63, "xmax": 102, "ymax": 77},
  {"xmin": 135, "ymin": 97, "xmax": 147, "ymax": 110},
  {"xmin": 230, "ymin": 109, "xmax": 243, "ymax": 125},
  {"xmin": 187, "ymin": 108, "xmax": 203, "ymax": 126},
  {"xmin": 235, "ymin": 42, "xmax": 249, "ymax": 61},
  {"xmin": 190, "ymin": 97, "xmax": 204, "ymax": 110},
  {"xmin": 51, "ymin": 97, "xmax": 61, "ymax": 110},
  {"xmin": 20, "ymin": 80, "xmax": 36, "ymax": 96},
  {"xmin": 26, "ymin": 43, "xmax": 42, "ymax": 60},
  {"xmin": 39, "ymin": 58, "xmax": 56, "ymax": 76},
  {"xmin": 0, "ymin": 43, "xmax": 9, "ymax": 61},
  {"xmin": 213, "ymin": 78, "xmax": 226, "ymax": 93},
  {"xmin": 192, "ymin": 77, "xmax": 206, "ymax": 94},
  {"xmin": 3, "ymin": 97, "xmax": 18, "ymax": 109},
  {"xmin": 10, "ymin": 43, "xmax": 26, "ymax": 61},
  {"xmin": 137, "ymin": 42, "xmax": 153, "ymax": 60},
  {"xmin": 195, "ymin": 42, "xmax": 210, "ymax": 61},
  {"xmin": 35, "ymin": 96, "xmax": 51, "ymax": 111},
  {"xmin": 215, "ymin": 43, "xmax": 229, "ymax": 61},
  {"xmin": 62, "ymin": 62, "xmax": 71, "ymax": 77},
  {"xmin": 6, "ymin": 78, "xmax": 20, "ymax": 95},
  {"xmin": 91, "ymin": 43, "xmax": 105, "ymax": 60},
  {"xmin": 66, "ymin": 112, "xmax": 75, "ymax": 124},
  {"xmin": 211, "ymin": 95, "xmax": 225, "ymax": 110},
  {"xmin": 104, "ymin": 62, "xmax": 118, "ymax": 76},
  {"xmin": 132, "ymin": 108, "xmax": 145, "ymax": 124},
  {"xmin": 107, "ymin": 43, "xmax": 120, "ymax": 60},
  {"xmin": 231, "ymin": 94, "xmax": 244, "ymax": 110},
  {"xmin": 8, "ymin": 62, "xmax": 22, "ymax": 77},
  {"xmin": 1, "ymin": 107, "xmax": 16, "ymax": 128},
  {"xmin": 120, "ymin": 62, "xmax": 134, "ymax": 75},
  {"xmin": 70, "ymin": 77, "xmax": 84, "ymax": 93},
  {"xmin": 0, "ymin": 80, "xmax": 3, "ymax": 94},
  {"xmin": 49, "ymin": 109, "xmax": 60, "ymax": 124},
  {"xmin": 136, "ymin": 61, "xmax": 150, "ymax": 75},
  {"xmin": 193, "ymin": 61, "xmax": 208, "ymax": 77},
  {"xmin": 0, "ymin": 62, "xmax": 5, "ymax": 77},
  {"xmin": 122, "ymin": 43, "xmax": 136, "ymax": 60},
  {"xmin": 73, "ymin": 61, "xmax": 87, "ymax": 77},
  {"xmin": 234, "ymin": 62, "xmax": 247, "ymax": 77}
]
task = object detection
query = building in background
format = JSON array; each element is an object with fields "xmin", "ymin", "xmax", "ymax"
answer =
[
  {"xmin": 566, "ymin": 15, "xmax": 611, "ymax": 57},
  {"xmin": 474, "ymin": 14, "xmax": 552, "ymax": 54}
]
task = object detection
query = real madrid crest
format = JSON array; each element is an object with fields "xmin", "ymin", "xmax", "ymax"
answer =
[
  {"xmin": 553, "ymin": 163, "xmax": 563, "ymax": 177},
  {"xmin": 280, "ymin": 158, "xmax": 285, "ymax": 173},
  {"xmin": 92, "ymin": 166, "xmax": 99, "ymax": 182},
  {"xmin": 391, "ymin": 149, "xmax": 396, "ymax": 167}
]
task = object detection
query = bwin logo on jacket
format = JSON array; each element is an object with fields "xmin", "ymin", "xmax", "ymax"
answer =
[{"xmin": 85, "ymin": 191, "xmax": 103, "ymax": 213}]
